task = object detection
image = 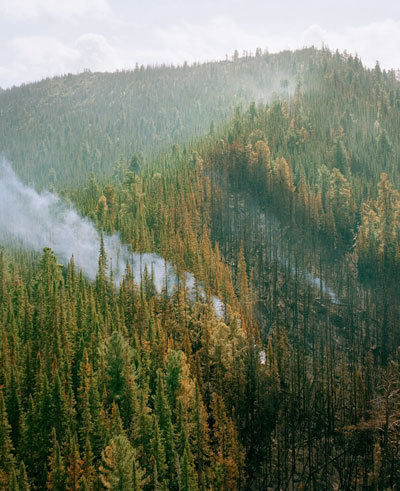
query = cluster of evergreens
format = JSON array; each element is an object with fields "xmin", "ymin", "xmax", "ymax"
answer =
[
  {"xmin": 0, "ymin": 244, "xmax": 252, "ymax": 489},
  {"xmin": 0, "ymin": 49, "xmax": 299, "ymax": 186},
  {"xmin": 1, "ymin": 48, "xmax": 400, "ymax": 489}
]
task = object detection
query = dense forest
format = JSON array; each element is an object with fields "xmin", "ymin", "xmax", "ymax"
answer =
[
  {"xmin": 1, "ymin": 48, "xmax": 400, "ymax": 489},
  {"xmin": 0, "ymin": 49, "xmax": 296, "ymax": 186}
]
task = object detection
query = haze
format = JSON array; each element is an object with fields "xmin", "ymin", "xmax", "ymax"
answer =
[{"xmin": 1, "ymin": 0, "xmax": 400, "ymax": 88}]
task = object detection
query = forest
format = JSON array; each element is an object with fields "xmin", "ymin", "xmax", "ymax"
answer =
[{"xmin": 1, "ymin": 48, "xmax": 400, "ymax": 489}]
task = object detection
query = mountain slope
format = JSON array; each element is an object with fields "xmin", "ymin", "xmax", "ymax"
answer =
[
  {"xmin": 0, "ymin": 49, "xmax": 304, "ymax": 186},
  {"xmin": 1, "ymin": 47, "xmax": 400, "ymax": 489}
]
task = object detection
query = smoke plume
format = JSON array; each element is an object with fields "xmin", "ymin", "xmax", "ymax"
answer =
[{"xmin": 0, "ymin": 159, "xmax": 224, "ymax": 315}]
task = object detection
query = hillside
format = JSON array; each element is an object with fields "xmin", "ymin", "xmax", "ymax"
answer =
[
  {"xmin": 0, "ymin": 49, "xmax": 301, "ymax": 186},
  {"xmin": 2, "ymin": 47, "xmax": 399, "ymax": 192},
  {"xmin": 1, "ymin": 47, "xmax": 400, "ymax": 489}
]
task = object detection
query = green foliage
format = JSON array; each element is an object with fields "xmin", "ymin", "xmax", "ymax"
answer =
[
  {"xmin": 0, "ymin": 50, "xmax": 299, "ymax": 186},
  {"xmin": 2, "ymin": 47, "xmax": 400, "ymax": 489},
  {"xmin": 0, "ymin": 392, "xmax": 15, "ymax": 488},
  {"xmin": 100, "ymin": 435, "xmax": 145, "ymax": 490}
]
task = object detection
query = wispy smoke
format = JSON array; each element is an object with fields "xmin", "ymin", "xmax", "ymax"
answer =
[
  {"xmin": 257, "ymin": 209, "xmax": 339, "ymax": 304},
  {"xmin": 0, "ymin": 160, "xmax": 224, "ymax": 315}
]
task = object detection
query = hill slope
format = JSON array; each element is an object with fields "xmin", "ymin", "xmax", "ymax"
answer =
[
  {"xmin": 0, "ymin": 50, "xmax": 304, "ymax": 186},
  {"xmin": 1, "ymin": 48, "xmax": 400, "ymax": 489}
]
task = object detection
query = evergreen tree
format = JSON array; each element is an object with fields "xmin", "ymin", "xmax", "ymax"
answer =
[
  {"xmin": 0, "ymin": 391, "xmax": 15, "ymax": 488},
  {"xmin": 47, "ymin": 431, "xmax": 66, "ymax": 491},
  {"xmin": 100, "ymin": 435, "xmax": 145, "ymax": 490}
]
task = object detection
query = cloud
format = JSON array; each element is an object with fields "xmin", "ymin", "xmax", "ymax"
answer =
[
  {"xmin": 142, "ymin": 17, "xmax": 400, "ymax": 70},
  {"xmin": 75, "ymin": 34, "xmax": 127, "ymax": 71},
  {"xmin": 153, "ymin": 16, "xmax": 267, "ymax": 62},
  {"xmin": 1, "ymin": 16, "xmax": 399, "ymax": 88},
  {"xmin": 301, "ymin": 20, "xmax": 400, "ymax": 69},
  {"xmin": 0, "ymin": 17, "xmax": 266, "ymax": 88},
  {"xmin": 6, "ymin": 36, "xmax": 79, "ymax": 86},
  {"xmin": 1, "ymin": 33, "xmax": 131, "ymax": 87},
  {"xmin": 11, "ymin": 36, "xmax": 79, "ymax": 67},
  {"xmin": 0, "ymin": 0, "xmax": 111, "ymax": 20},
  {"xmin": 0, "ymin": 36, "xmax": 78, "ymax": 87}
]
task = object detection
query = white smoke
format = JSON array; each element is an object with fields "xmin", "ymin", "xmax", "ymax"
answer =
[
  {"xmin": 0, "ymin": 160, "xmax": 224, "ymax": 316},
  {"xmin": 257, "ymin": 210, "xmax": 339, "ymax": 304}
]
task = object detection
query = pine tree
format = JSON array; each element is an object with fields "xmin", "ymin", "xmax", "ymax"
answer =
[
  {"xmin": 9, "ymin": 466, "xmax": 18, "ymax": 491},
  {"xmin": 47, "ymin": 430, "xmax": 66, "ymax": 491},
  {"xmin": 150, "ymin": 419, "xmax": 167, "ymax": 488},
  {"xmin": 18, "ymin": 461, "xmax": 30, "ymax": 491},
  {"xmin": 103, "ymin": 330, "xmax": 134, "ymax": 407},
  {"xmin": 237, "ymin": 243, "xmax": 251, "ymax": 316},
  {"xmin": 180, "ymin": 435, "xmax": 198, "ymax": 491},
  {"xmin": 100, "ymin": 435, "xmax": 145, "ymax": 490},
  {"xmin": 50, "ymin": 369, "xmax": 68, "ymax": 440},
  {"xmin": 6, "ymin": 367, "xmax": 22, "ymax": 454},
  {"xmin": 193, "ymin": 383, "xmax": 211, "ymax": 488},
  {"xmin": 65, "ymin": 434, "xmax": 83, "ymax": 490},
  {"xmin": 131, "ymin": 387, "xmax": 153, "ymax": 473},
  {"xmin": 0, "ymin": 391, "xmax": 15, "ymax": 488},
  {"xmin": 81, "ymin": 435, "xmax": 96, "ymax": 489}
]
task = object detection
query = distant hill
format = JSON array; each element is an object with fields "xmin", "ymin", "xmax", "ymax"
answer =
[
  {"xmin": 0, "ymin": 49, "xmax": 308, "ymax": 186},
  {"xmin": 2, "ymin": 45, "xmax": 399, "ymax": 191}
]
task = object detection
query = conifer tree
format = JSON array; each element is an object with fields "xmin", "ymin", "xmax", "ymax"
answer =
[
  {"xmin": 180, "ymin": 435, "xmax": 198, "ymax": 491},
  {"xmin": 100, "ymin": 435, "xmax": 145, "ymax": 490},
  {"xmin": 65, "ymin": 433, "xmax": 83, "ymax": 490},
  {"xmin": 6, "ymin": 367, "xmax": 22, "ymax": 454},
  {"xmin": 0, "ymin": 392, "xmax": 15, "ymax": 488},
  {"xmin": 18, "ymin": 461, "xmax": 30, "ymax": 491},
  {"xmin": 47, "ymin": 430, "xmax": 66, "ymax": 491}
]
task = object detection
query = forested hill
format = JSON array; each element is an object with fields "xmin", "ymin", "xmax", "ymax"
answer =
[
  {"xmin": 0, "ymin": 49, "xmax": 300, "ymax": 186},
  {"xmin": 2, "ymin": 47, "xmax": 400, "ymax": 489},
  {"xmin": 1, "ymin": 48, "xmax": 400, "ymax": 189}
]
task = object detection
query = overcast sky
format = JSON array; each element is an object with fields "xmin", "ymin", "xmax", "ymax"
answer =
[{"xmin": 1, "ymin": 0, "xmax": 400, "ymax": 88}]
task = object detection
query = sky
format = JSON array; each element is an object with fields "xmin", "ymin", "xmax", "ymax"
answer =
[{"xmin": 0, "ymin": 0, "xmax": 400, "ymax": 88}]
